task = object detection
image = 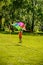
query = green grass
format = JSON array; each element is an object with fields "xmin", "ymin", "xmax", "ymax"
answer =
[{"xmin": 0, "ymin": 33, "xmax": 43, "ymax": 65}]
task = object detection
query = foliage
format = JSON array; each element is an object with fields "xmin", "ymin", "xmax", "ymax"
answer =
[{"xmin": 0, "ymin": 0, "xmax": 43, "ymax": 32}]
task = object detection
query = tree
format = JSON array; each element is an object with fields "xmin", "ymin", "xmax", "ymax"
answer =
[
  {"xmin": 0, "ymin": 0, "xmax": 43, "ymax": 32},
  {"xmin": 0, "ymin": 16, "xmax": 2, "ymax": 30}
]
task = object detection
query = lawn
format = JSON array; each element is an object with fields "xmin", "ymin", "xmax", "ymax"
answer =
[{"xmin": 0, "ymin": 33, "xmax": 43, "ymax": 65}]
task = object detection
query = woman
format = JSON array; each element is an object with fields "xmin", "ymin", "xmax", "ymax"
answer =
[{"xmin": 19, "ymin": 31, "xmax": 22, "ymax": 43}]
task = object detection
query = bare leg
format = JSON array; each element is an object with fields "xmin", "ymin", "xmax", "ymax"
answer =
[{"xmin": 19, "ymin": 38, "xmax": 22, "ymax": 43}]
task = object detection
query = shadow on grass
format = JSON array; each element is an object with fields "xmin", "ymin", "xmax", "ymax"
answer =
[
  {"xmin": 0, "ymin": 31, "xmax": 43, "ymax": 36},
  {"xmin": 15, "ymin": 44, "xmax": 21, "ymax": 46},
  {"xmin": 0, "ymin": 31, "xmax": 18, "ymax": 35}
]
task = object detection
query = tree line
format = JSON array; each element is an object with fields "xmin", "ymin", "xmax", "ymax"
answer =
[{"xmin": 0, "ymin": 0, "xmax": 43, "ymax": 32}]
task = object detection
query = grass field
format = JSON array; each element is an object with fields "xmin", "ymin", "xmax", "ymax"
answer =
[{"xmin": 0, "ymin": 33, "xmax": 43, "ymax": 65}]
